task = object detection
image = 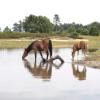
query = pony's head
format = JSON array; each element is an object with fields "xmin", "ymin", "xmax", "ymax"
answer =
[
  {"xmin": 22, "ymin": 42, "xmax": 33, "ymax": 60},
  {"xmin": 22, "ymin": 48, "xmax": 29, "ymax": 60}
]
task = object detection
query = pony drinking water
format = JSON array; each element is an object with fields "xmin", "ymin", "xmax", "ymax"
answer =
[
  {"xmin": 22, "ymin": 38, "xmax": 52, "ymax": 62},
  {"xmin": 72, "ymin": 41, "xmax": 87, "ymax": 61}
]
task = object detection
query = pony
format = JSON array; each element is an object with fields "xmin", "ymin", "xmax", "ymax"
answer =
[
  {"xmin": 72, "ymin": 41, "xmax": 87, "ymax": 61},
  {"xmin": 22, "ymin": 38, "xmax": 52, "ymax": 62}
]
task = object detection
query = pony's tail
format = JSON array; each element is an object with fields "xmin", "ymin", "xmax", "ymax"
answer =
[
  {"xmin": 48, "ymin": 39, "xmax": 53, "ymax": 58},
  {"xmin": 85, "ymin": 43, "xmax": 88, "ymax": 53}
]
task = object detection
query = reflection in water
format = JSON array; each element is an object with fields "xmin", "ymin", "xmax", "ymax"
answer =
[
  {"xmin": 72, "ymin": 62, "xmax": 86, "ymax": 80},
  {"xmin": 23, "ymin": 59, "xmax": 63, "ymax": 81}
]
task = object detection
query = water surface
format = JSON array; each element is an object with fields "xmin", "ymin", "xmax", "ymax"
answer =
[{"xmin": 0, "ymin": 48, "xmax": 100, "ymax": 100}]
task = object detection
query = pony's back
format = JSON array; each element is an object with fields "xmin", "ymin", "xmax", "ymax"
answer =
[{"xmin": 79, "ymin": 41, "xmax": 87, "ymax": 52}]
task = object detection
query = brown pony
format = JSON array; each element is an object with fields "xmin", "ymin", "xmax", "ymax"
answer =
[
  {"xmin": 22, "ymin": 38, "xmax": 52, "ymax": 62},
  {"xmin": 72, "ymin": 41, "xmax": 87, "ymax": 60}
]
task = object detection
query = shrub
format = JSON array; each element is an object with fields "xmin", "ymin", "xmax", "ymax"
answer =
[{"xmin": 70, "ymin": 32, "xmax": 79, "ymax": 39}]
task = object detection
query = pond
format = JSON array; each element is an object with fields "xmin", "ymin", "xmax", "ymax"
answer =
[{"xmin": 0, "ymin": 48, "xmax": 100, "ymax": 100}]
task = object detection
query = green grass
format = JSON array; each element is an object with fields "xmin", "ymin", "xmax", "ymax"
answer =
[
  {"xmin": 80, "ymin": 35, "xmax": 100, "ymax": 61},
  {"xmin": 81, "ymin": 35, "xmax": 100, "ymax": 49},
  {"xmin": 0, "ymin": 39, "xmax": 31, "ymax": 48},
  {"xmin": 0, "ymin": 35, "xmax": 100, "ymax": 49},
  {"xmin": 0, "ymin": 39, "xmax": 73, "ymax": 49}
]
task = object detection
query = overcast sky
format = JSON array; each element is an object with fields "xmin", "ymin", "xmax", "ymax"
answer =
[{"xmin": 0, "ymin": 0, "xmax": 100, "ymax": 29}]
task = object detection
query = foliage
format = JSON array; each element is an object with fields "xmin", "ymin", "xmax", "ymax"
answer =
[
  {"xmin": 23, "ymin": 15, "xmax": 53, "ymax": 33},
  {"xmin": 67, "ymin": 23, "xmax": 76, "ymax": 33},
  {"xmin": 88, "ymin": 48, "xmax": 98, "ymax": 52},
  {"xmin": 1, "ymin": 14, "xmax": 100, "ymax": 37},
  {"xmin": 53, "ymin": 14, "xmax": 60, "ymax": 32},
  {"xmin": 0, "ymin": 31, "xmax": 70, "ymax": 39},
  {"xmin": 0, "ymin": 32, "xmax": 58, "ymax": 39},
  {"xmin": 89, "ymin": 26, "xmax": 99, "ymax": 36},
  {"xmin": 12, "ymin": 21, "xmax": 23, "ymax": 32},
  {"xmin": 3, "ymin": 26, "xmax": 12, "ymax": 33},
  {"xmin": 70, "ymin": 32, "xmax": 79, "ymax": 39}
]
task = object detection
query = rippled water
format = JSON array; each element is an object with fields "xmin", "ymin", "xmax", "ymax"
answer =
[{"xmin": 0, "ymin": 48, "xmax": 100, "ymax": 100}]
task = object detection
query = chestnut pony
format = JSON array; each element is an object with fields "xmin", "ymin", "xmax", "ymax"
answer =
[
  {"xmin": 72, "ymin": 41, "xmax": 87, "ymax": 60},
  {"xmin": 22, "ymin": 38, "xmax": 52, "ymax": 62}
]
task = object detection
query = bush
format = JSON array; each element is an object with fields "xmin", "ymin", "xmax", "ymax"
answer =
[
  {"xmin": 70, "ymin": 32, "xmax": 79, "ymax": 39},
  {"xmin": 0, "ymin": 32, "xmax": 48, "ymax": 39},
  {"xmin": 89, "ymin": 26, "xmax": 99, "ymax": 36},
  {"xmin": 88, "ymin": 48, "xmax": 98, "ymax": 52}
]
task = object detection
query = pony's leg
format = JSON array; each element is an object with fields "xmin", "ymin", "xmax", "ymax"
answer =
[
  {"xmin": 46, "ymin": 51, "xmax": 49, "ymax": 60},
  {"xmin": 39, "ymin": 51, "xmax": 45, "ymax": 62},
  {"xmin": 72, "ymin": 51, "xmax": 75, "ymax": 61},
  {"xmin": 82, "ymin": 49, "xmax": 86, "ymax": 61},
  {"xmin": 77, "ymin": 51, "xmax": 79, "ymax": 61},
  {"xmin": 83, "ymin": 50, "xmax": 86, "ymax": 61},
  {"xmin": 35, "ymin": 51, "xmax": 37, "ymax": 63},
  {"xmin": 72, "ymin": 55, "xmax": 74, "ymax": 61}
]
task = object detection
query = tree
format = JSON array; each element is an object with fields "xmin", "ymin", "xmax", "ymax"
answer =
[
  {"xmin": 23, "ymin": 15, "xmax": 37, "ymax": 33},
  {"xmin": 37, "ymin": 16, "xmax": 53, "ymax": 33},
  {"xmin": 3, "ymin": 26, "xmax": 11, "ymax": 33},
  {"xmin": 13, "ymin": 20, "xmax": 23, "ymax": 32},
  {"xmin": 76, "ymin": 27, "xmax": 89, "ymax": 35},
  {"xmin": 23, "ymin": 14, "xmax": 53, "ymax": 33},
  {"xmin": 67, "ymin": 23, "xmax": 76, "ymax": 33},
  {"xmin": 53, "ymin": 14, "xmax": 60, "ymax": 32},
  {"xmin": 89, "ymin": 26, "xmax": 99, "ymax": 36},
  {"xmin": 0, "ymin": 27, "xmax": 1, "ymax": 32}
]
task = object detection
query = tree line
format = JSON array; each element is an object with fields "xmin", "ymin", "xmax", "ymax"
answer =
[{"xmin": 0, "ymin": 14, "xmax": 100, "ymax": 37}]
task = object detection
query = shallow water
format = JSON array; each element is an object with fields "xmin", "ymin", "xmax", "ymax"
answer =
[{"xmin": 0, "ymin": 48, "xmax": 100, "ymax": 100}]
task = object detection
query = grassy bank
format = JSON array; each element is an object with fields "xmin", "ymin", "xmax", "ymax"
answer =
[
  {"xmin": 81, "ymin": 35, "xmax": 100, "ymax": 61},
  {"xmin": 0, "ymin": 35, "xmax": 99, "ymax": 49},
  {"xmin": 0, "ymin": 38, "xmax": 73, "ymax": 49}
]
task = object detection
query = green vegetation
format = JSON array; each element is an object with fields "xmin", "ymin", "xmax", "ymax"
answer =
[
  {"xmin": 0, "ymin": 35, "xmax": 99, "ymax": 49},
  {"xmin": 1, "ymin": 14, "xmax": 100, "ymax": 37},
  {"xmin": 0, "ymin": 38, "xmax": 73, "ymax": 49},
  {"xmin": 0, "ymin": 32, "xmax": 50, "ymax": 39},
  {"xmin": 0, "ymin": 39, "xmax": 30, "ymax": 49},
  {"xmin": 23, "ymin": 15, "xmax": 53, "ymax": 33}
]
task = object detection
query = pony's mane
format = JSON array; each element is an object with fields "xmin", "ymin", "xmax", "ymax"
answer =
[{"xmin": 26, "ymin": 41, "xmax": 35, "ymax": 52}]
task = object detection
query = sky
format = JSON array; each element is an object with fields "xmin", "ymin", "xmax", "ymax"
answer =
[{"xmin": 0, "ymin": 0, "xmax": 100, "ymax": 30}]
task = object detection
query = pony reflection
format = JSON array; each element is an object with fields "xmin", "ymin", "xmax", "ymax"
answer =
[
  {"xmin": 23, "ymin": 59, "xmax": 52, "ymax": 80},
  {"xmin": 23, "ymin": 59, "xmax": 64, "ymax": 80},
  {"xmin": 72, "ymin": 41, "xmax": 87, "ymax": 61},
  {"xmin": 72, "ymin": 62, "xmax": 86, "ymax": 80}
]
